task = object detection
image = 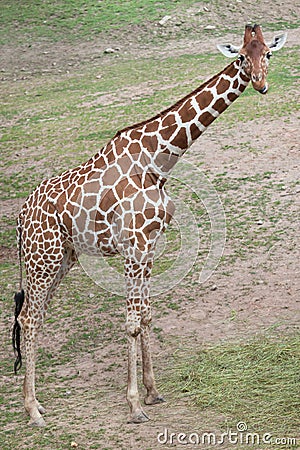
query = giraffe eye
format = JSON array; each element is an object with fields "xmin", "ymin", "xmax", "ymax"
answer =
[{"xmin": 266, "ymin": 52, "xmax": 272, "ymax": 59}]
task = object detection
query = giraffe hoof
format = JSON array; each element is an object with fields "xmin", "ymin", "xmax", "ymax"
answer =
[
  {"xmin": 144, "ymin": 394, "xmax": 166, "ymax": 405},
  {"xmin": 128, "ymin": 410, "xmax": 150, "ymax": 424},
  {"xmin": 29, "ymin": 416, "xmax": 46, "ymax": 427}
]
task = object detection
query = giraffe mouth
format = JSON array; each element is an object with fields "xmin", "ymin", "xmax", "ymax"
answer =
[{"xmin": 259, "ymin": 84, "xmax": 268, "ymax": 94}]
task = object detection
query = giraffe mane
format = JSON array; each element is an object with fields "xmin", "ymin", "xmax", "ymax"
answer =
[{"xmin": 114, "ymin": 61, "xmax": 236, "ymax": 138}]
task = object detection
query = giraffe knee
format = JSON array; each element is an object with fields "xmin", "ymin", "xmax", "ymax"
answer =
[
  {"xmin": 141, "ymin": 307, "xmax": 152, "ymax": 327},
  {"xmin": 18, "ymin": 310, "xmax": 30, "ymax": 333},
  {"xmin": 126, "ymin": 314, "xmax": 142, "ymax": 337},
  {"xmin": 19, "ymin": 307, "xmax": 42, "ymax": 335},
  {"xmin": 141, "ymin": 315, "xmax": 152, "ymax": 327},
  {"xmin": 126, "ymin": 322, "xmax": 141, "ymax": 338}
]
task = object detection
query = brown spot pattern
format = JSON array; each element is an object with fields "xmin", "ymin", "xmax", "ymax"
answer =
[
  {"xmin": 199, "ymin": 111, "xmax": 215, "ymax": 127},
  {"xmin": 217, "ymin": 78, "xmax": 230, "ymax": 95},
  {"xmin": 141, "ymin": 135, "xmax": 158, "ymax": 152},
  {"xmin": 160, "ymin": 123, "xmax": 178, "ymax": 141},
  {"xmin": 195, "ymin": 91, "xmax": 213, "ymax": 110},
  {"xmin": 213, "ymin": 98, "xmax": 227, "ymax": 114},
  {"xmin": 190, "ymin": 123, "xmax": 202, "ymax": 141},
  {"xmin": 227, "ymin": 92, "xmax": 238, "ymax": 102},
  {"xmin": 170, "ymin": 127, "xmax": 188, "ymax": 149},
  {"xmin": 179, "ymin": 99, "xmax": 198, "ymax": 123}
]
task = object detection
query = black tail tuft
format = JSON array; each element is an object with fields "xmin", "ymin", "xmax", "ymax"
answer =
[{"xmin": 12, "ymin": 289, "xmax": 25, "ymax": 374}]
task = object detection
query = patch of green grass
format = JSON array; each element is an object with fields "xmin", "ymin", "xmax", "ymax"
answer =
[
  {"xmin": 0, "ymin": 426, "xmax": 86, "ymax": 450},
  {"xmin": 0, "ymin": 0, "xmax": 198, "ymax": 44},
  {"xmin": 264, "ymin": 20, "xmax": 300, "ymax": 31},
  {"xmin": 163, "ymin": 334, "xmax": 300, "ymax": 440},
  {"xmin": 0, "ymin": 216, "xmax": 16, "ymax": 247},
  {"xmin": 0, "ymin": 169, "xmax": 46, "ymax": 200},
  {"xmin": 2, "ymin": 0, "xmax": 300, "ymax": 46}
]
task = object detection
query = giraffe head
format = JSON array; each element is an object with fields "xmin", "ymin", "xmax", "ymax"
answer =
[{"xmin": 217, "ymin": 24, "xmax": 287, "ymax": 94}]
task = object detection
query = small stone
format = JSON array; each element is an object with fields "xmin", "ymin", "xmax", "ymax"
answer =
[
  {"xmin": 158, "ymin": 15, "xmax": 172, "ymax": 26},
  {"xmin": 104, "ymin": 47, "xmax": 116, "ymax": 54},
  {"xmin": 70, "ymin": 442, "xmax": 78, "ymax": 448},
  {"xmin": 205, "ymin": 25, "xmax": 216, "ymax": 30},
  {"xmin": 211, "ymin": 284, "xmax": 217, "ymax": 291},
  {"xmin": 257, "ymin": 220, "xmax": 264, "ymax": 226}
]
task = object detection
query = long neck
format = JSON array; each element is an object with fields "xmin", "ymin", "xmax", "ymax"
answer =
[{"xmin": 141, "ymin": 60, "xmax": 249, "ymax": 176}]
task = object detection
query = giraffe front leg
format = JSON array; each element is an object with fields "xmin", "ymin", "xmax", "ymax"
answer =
[
  {"xmin": 126, "ymin": 324, "xmax": 149, "ymax": 424},
  {"xmin": 124, "ymin": 254, "xmax": 155, "ymax": 423},
  {"xmin": 141, "ymin": 322, "xmax": 165, "ymax": 406}
]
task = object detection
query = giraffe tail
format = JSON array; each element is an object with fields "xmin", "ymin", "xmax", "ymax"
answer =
[
  {"xmin": 12, "ymin": 217, "xmax": 25, "ymax": 374},
  {"xmin": 12, "ymin": 290, "xmax": 25, "ymax": 374}
]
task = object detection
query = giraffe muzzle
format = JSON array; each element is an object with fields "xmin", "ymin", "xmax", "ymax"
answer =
[
  {"xmin": 259, "ymin": 84, "xmax": 268, "ymax": 94},
  {"xmin": 251, "ymin": 78, "xmax": 268, "ymax": 94}
]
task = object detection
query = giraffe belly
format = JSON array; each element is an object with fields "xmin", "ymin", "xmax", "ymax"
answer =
[
  {"xmin": 56, "ymin": 184, "xmax": 119, "ymax": 257},
  {"xmin": 56, "ymin": 180, "xmax": 175, "ymax": 259},
  {"xmin": 62, "ymin": 212, "xmax": 119, "ymax": 257}
]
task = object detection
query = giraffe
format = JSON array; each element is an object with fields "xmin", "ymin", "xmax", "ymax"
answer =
[{"xmin": 12, "ymin": 24, "xmax": 286, "ymax": 426}]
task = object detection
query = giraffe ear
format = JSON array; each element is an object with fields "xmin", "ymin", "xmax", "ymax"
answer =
[
  {"xmin": 216, "ymin": 44, "xmax": 240, "ymax": 58},
  {"xmin": 267, "ymin": 33, "xmax": 287, "ymax": 52}
]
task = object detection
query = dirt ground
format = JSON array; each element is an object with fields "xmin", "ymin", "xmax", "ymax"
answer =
[{"xmin": 1, "ymin": 6, "xmax": 299, "ymax": 449}]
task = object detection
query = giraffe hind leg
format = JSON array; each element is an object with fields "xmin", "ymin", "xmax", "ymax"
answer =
[
  {"xmin": 44, "ymin": 247, "xmax": 78, "ymax": 312},
  {"xmin": 19, "ymin": 244, "xmax": 77, "ymax": 427},
  {"xmin": 20, "ymin": 302, "xmax": 48, "ymax": 427}
]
